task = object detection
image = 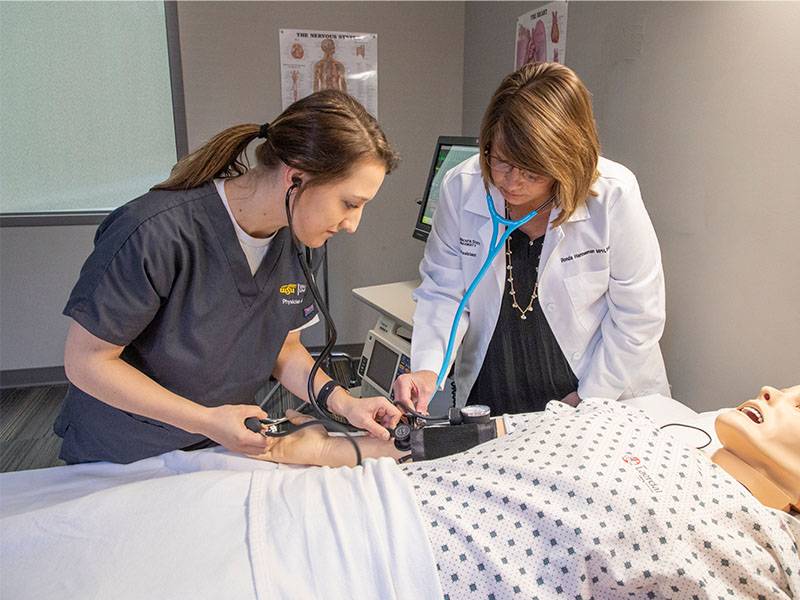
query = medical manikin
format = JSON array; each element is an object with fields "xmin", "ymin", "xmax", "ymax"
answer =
[
  {"xmin": 712, "ymin": 385, "xmax": 800, "ymax": 512},
  {"xmin": 260, "ymin": 384, "xmax": 800, "ymax": 514}
]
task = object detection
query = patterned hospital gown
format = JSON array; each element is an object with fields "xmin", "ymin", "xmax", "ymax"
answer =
[{"xmin": 401, "ymin": 399, "xmax": 800, "ymax": 599}]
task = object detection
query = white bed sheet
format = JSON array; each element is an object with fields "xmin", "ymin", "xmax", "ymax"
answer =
[{"xmin": 1, "ymin": 451, "xmax": 442, "ymax": 600}]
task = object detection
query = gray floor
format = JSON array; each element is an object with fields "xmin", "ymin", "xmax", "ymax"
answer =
[
  {"xmin": 0, "ymin": 354, "xmax": 360, "ymax": 473},
  {"xmin": 0, "ymin": 384, "xmax": 67, "ymax": 472}
]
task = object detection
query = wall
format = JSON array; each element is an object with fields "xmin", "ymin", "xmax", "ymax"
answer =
[
  {"xmin": 0, "ymin": 225, "xmax": 95, "ymax": 372},
  {"xmin": 0, "ymin": 1, "xmax": 465, "ymax": 378},
  {"xmin": 464, "ymin": 1, "xmax": 800, "ymax": 411}
]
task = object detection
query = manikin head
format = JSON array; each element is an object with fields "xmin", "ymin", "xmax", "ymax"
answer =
[{"xmin": 712, "ymin": 385, "xmax": 800, "ymax": 512}]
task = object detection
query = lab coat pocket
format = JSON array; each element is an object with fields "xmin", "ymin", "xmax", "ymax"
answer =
[{"xmin": 563, "ymin": 269, "xmax": 610, "ymax": 332}]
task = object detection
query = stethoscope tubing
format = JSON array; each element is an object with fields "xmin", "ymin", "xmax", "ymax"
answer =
[{"xmin": 433, "ymin": 191, "xmax": 552, "ymax": 393}]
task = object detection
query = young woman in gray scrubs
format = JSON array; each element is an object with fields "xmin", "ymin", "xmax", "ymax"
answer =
[{"xmin": 55, "ymin": 91, "xmax": 403, "ymax": 464}]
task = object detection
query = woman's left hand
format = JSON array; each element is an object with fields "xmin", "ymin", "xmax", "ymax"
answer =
[{"xmin": 560, "ymin": 391, "xmax": 582, "ymax": 407}]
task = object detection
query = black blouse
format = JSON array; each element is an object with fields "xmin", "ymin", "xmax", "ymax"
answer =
[{"xmin": 467, "ymin": 229, "xmax": 577, "ymax": 414}]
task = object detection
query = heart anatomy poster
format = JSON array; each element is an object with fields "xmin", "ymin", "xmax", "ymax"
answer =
[{"xmin": 515, "ymin": 2, "xmax": 568, "ymax": 68}]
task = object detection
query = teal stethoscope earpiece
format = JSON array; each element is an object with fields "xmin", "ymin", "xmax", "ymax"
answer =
[{"xmin": 433, "ymin": 190, "xmax": 552, "ymax": 394}]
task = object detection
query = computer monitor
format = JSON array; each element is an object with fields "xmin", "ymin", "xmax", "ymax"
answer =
[{"xmin": 412, "ymin": 136, "xmax": 481, "ymax": 242}]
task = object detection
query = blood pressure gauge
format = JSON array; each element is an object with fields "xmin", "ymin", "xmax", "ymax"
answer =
[{"xmin": 459, "ymin": 404, "xmax": 491, "ymax": 424}]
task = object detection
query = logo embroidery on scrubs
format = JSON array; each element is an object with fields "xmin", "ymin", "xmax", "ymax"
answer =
[
  {"xmin": 279, "ymin": 283, "xmax": 307, "ymax": 295},
  {"xmin": 279, "ymin": 282, "xmax": 307, "ymax": 305}
]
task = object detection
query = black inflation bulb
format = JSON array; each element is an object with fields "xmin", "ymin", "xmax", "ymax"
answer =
[{"xmin": 244, "ymin": 417, "xmax": 263, "ymax": 433}]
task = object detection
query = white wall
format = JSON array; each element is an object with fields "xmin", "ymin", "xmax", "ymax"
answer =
[{"xmin": 464, "ymin": 1, "xmax": 800, "ymax": 411}]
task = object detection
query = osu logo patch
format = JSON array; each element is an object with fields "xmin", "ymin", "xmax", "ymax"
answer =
[
  {"xmin": 279, "ymin": 282, "xmax": 307, "ymax": 306},
  {"xmin": 279, "ymin": 283, "xmax": 307, "ymax": 296}
]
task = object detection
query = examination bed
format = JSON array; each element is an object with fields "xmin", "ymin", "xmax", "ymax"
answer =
[{"xmin": 1, "ymin": 396, "xmax": 797, "ymax": 599}]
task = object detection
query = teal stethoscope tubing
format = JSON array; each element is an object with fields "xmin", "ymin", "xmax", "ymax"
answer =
[{"xmin": 433, "ymin": 191, "xmax": 549, "ymax": 393}]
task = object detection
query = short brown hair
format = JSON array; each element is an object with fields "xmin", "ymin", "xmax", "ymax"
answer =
[
  {"xmin": 479, "ymin": 62, "xmax": 600, "ymax": 226},
  {"xmin": 154, "ymin": 90, "xmax": 398, "ymax": 191}
]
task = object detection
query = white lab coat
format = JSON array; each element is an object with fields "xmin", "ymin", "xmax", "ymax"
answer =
[{"xmin": 411, "ymin": 155, "xmax": 669, "ymax": 405}]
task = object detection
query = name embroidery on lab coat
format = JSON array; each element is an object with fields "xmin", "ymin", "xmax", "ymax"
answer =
[
  {"xmin": 560, "ymin": 245, "xmax": 610, "ymax": 263},
  {"xmin": 459, "ymin": 237, "xmax": 481, "ymax": 257}
]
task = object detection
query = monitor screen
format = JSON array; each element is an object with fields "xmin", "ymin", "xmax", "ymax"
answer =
[
  {"xmin": 366, "ymin": 339, "xmax": 399, "ymax": 394},
  {"xmin": 413, "ymin": 136, "xmax": 480, "ymax": 242}
]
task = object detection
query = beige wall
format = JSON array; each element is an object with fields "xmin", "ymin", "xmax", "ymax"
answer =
[{"xmin": 464, "ymin": 1, "xmax": 800, "ymax": 411}]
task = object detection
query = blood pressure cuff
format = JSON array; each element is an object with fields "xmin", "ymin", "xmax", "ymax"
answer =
[{"xmin": 410, "ymin": 423, "xmax": 497, "ymax": 461}]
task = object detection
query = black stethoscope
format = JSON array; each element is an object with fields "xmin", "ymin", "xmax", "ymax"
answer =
[{"xmin": 244, "ymin": 178, "xmax": 365, "ymax": 462}]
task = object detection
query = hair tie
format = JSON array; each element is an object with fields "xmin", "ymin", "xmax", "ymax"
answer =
[{"xmin": 258, "ymin": 122, "xmax": 270, "ymax": 139}]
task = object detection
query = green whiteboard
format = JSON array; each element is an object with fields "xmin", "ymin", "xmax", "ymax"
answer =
[{"xmin": 0, "ymin": 1, "xmax": 180, "ymax": 217}]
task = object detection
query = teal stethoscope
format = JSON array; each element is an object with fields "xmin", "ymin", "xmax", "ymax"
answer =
[{"xmin": 432, "ymin": 189, "xmax": 554, "ymax": 393}]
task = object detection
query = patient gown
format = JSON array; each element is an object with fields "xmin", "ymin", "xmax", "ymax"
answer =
[{"xmin": 401, "ymin": 399, "xmax": 800, "ymax": 599}]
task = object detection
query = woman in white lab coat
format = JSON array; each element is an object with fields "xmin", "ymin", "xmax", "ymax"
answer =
[{"xmin": 394, "ymin": 62, "xmax": 670, "ymax": 414}]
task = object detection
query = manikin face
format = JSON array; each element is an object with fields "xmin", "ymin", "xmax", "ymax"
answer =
[
  {"xmin": 290, "ymin": 158, "xmax": 386, "ymax": 248},
  {"xmin": 715, "ymin": 385, "xmax": 800, "ymax": 495}
]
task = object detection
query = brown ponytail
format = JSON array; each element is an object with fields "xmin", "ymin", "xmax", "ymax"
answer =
[{"xmin": 154, "ymin": 90, "xmax": 398, "ymax": 191}]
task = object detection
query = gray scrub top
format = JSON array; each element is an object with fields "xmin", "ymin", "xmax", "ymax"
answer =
[{"xmin": 54, "ymin": 182, "xmax": 318, "ymax": 464}]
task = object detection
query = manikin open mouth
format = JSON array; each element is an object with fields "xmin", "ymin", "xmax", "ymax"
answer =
[{"xmin": 739, "ymin": 405, "xmax": 764, "ymax": 424}]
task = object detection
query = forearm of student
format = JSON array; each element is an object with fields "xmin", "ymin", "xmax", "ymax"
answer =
[
  {"xmin": 271, "ymin": 331, "xmax": 337, "ymax": 402},
  {"xmin": 64, "ymin": 322, "xmax": 210, "ymax": 435}
]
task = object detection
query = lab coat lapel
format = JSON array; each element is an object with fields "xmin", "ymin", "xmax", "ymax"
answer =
[
  {"xmin": 468, "ymin": 182, "xmax": 507, "ymax": 302},
  {"xmin": 539, "ymin": 202, "xmax": 590, "ymax": 274},
  {"xmin": 540, "ymin": 205, "xmax": 566, "ymax": 276}
]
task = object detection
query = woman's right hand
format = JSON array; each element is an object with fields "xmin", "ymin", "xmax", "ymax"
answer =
[
  {"xmin": 392, "ymin": 370, "xmax": 438, "ymax": 414},
  {"xmin": 199, "ymin": 404, "xmax": 272, "ymax": 455}
]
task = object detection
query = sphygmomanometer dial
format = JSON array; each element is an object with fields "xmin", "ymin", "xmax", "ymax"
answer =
[{"xmin": 460, "ymin": 404, "xmax": 491, "ymax": 424}]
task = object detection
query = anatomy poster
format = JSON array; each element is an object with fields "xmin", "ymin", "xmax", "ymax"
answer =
[
  {"xmin": 279, "ymin": 29, "xmax": 378, "ymax": 116},
  {"xmin": 515, "ymin": 2, "xmax": 568, "ymax": 68}
]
